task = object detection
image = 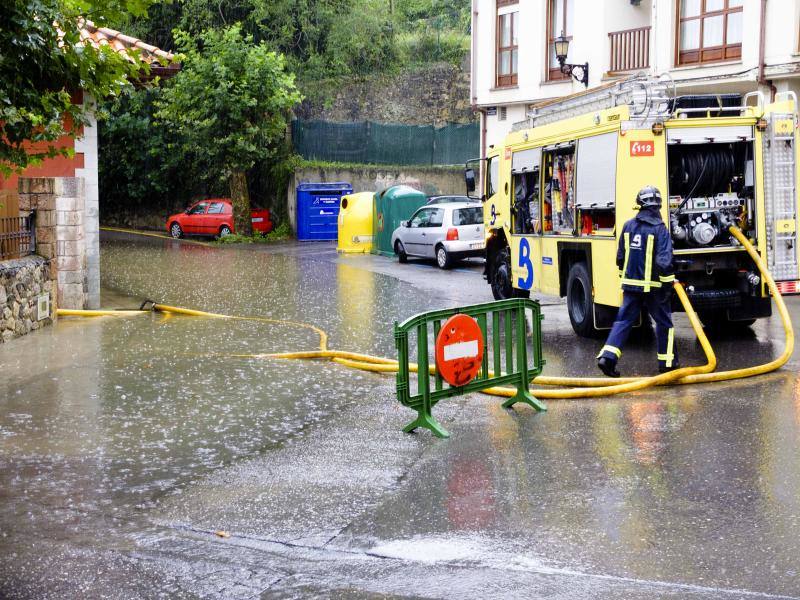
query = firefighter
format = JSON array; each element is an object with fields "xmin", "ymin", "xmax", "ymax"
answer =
[{"xmin": 597, "ymin": 186, "xmax": 678, "ymax": 377}]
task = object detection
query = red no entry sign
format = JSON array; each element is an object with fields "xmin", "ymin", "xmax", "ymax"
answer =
[{"xmin": 435, "ymin": 313, "xmax": 485, "ymax": 387}]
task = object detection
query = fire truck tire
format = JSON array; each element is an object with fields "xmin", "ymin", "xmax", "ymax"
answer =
[
  {"xmin": 567, "ymin": 262, "xmax": 600, "ymax": 338},
  {"xmin": 491, "ymin": 246, "xmax": 529, "ymax": 300}
]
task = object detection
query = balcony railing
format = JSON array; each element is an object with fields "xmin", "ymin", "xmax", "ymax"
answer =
[
  {"xmin": 609, "ymin": 26, "xmax": 651, "ymax": 74},
  {"xmin": 0, "ymin": 213, "xmax": 35, "ymax": 262}
]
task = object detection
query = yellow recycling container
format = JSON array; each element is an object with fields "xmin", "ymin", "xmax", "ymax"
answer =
[{"xmin": 337, "ymin": 191, "xmax": 375, "ymax": 253}]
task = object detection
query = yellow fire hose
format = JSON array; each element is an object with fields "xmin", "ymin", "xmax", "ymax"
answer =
[
  {"xmin": 100, "ymin": 226, "xmax": 215, "ymax": 247},
  {"xmin": 316, "ymin": 281, "xmax": 714, "ymax": 399},
  {"xmin": 59, "ymin": 226, "xmax": 793, "ymax": 400},
  {"xmin": 57, "ymin": 308, "xmax": 147, "ymax": 317},
  {"xmin": 318, "ymin": 226, "xmax": 794, "ymax": 397}
]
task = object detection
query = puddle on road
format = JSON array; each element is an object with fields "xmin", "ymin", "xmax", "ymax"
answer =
[{"xmin": 0, "ymin": 236, "xmax": 449, "ymax": 516}]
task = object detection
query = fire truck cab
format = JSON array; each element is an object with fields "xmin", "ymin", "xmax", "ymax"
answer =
[{"xmin": 467, "ymin": 76, "xmax": 800, "ymax": 337}]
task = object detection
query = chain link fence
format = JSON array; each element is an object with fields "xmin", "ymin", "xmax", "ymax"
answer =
[{"xmin": 291, "ymin": 119, "xmax": 479, "ymax": 166}]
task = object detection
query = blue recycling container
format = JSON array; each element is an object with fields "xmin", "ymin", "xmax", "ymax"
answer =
[{"xmin": 296, "ymin": 182, "xmax": 353, "ymax": 241}]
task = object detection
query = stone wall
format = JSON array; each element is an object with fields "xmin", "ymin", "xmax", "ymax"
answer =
[
  {"xmin": 295, "ymin": 61, "xmax": 474, "ymax": 126},
  {"xmin": 18, "ymin": 177, "xmax": 92, "ymax": 310},
  {"xmin": 287, "ymin": 165, "xmax": 465, "ymax": 233},
  {"xmin": 0, "ymin": 255, "xmax": 54, "ymax": 343}
]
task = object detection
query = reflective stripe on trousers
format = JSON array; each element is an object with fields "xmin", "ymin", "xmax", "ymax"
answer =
[{"xmin": 657, "ymin": 327, "xmax": 675, "ymax": 367}]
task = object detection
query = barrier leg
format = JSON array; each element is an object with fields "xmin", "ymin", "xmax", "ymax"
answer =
[
  {"xmin": 503, "ymin": 308, "xmax": 547, "ymax": 412},
  {"xmin": 403, "ymin": 408, "xmax": 450, "ymax": 439},
  {"xmin": 502, "ymin": 386, "xmax": 546, "ymax": 412}
]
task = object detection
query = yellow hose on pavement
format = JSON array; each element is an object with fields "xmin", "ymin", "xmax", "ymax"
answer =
[
  {"xmin": 100, "ymin": 226, "xmax": 214, "ymax": 247},
  {"xmin": 676, "ymin": 226, "xmax": 794, "ymax": 384},
  {"xmin": 59, "ymin": 226, "xmax": 793, "ymax": 400},
  {"xmin": 57, "ymin": 308, "xmax": 148, "ymax": 317},
  {"xmin": 331, "ymin": 282, "xmax": 716, "ymax": 399}
]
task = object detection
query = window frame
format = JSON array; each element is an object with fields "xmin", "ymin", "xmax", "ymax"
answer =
[
  {"xmin": 496, "ymin": 2, "xmax": 519, "ymax": 88},
  {"xmin": 546, "ymin": 0, "xmax": 572, "ymax": 82},
  {"xmin": 675, "ymin": 0, "xmax": 743, "ymax": 66},
  {"xmin": 452, "ymin": 206, "xmax": 484, "ymax": 226},
  {"xmin": 486, "ymin": 155, "xmax": 499, "ymax": 199},
  {"xmin": 187, "ymin": 202, "xmax": 209, "ymax": 215},
  {"xmin": 410, "ymin": 207, "xmax": 441, "ymax": 228}
]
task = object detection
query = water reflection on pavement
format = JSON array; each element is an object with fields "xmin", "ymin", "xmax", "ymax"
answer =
[{"xmin": 0, "ymin": 232, "xmax": 799, "ymax": 598}]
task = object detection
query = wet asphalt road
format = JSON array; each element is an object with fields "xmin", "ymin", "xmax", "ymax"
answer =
[{"xmin": 1, "ymin": 231, "xmax": 800, "ymax": 599}]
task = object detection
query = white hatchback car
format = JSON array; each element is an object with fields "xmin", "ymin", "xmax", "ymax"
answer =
[{"xmin": 391, "ymin": 203, "xmax": 485, "ymax": 269}]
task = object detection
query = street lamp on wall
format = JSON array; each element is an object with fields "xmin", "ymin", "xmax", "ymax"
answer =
[{"xmin": 554, "ymin": 31, "xmax": 589, "ymax": 88}]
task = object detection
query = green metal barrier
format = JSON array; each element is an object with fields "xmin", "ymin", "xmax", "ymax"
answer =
[{"xmin": 394, "ymin": 298, "xmax": 546, "ymax": 438}]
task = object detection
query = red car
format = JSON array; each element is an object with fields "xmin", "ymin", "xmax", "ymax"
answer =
[{"xmin": 167, "ymin": 199, "xmax": 273, "ymax": 239}]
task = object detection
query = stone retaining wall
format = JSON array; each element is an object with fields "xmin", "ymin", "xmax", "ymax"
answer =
[
  {"xmin": 295, "ymin": 61, "xmax": 474, "ymax": 125},
  {"xmin": 0, "ymin": 255, "xmax": 54, "ymax": 343}
]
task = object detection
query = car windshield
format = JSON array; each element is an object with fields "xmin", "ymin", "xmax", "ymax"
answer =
[{"xmin": 452, "ymin": 207, "xmax": 483, "ymax": 226}]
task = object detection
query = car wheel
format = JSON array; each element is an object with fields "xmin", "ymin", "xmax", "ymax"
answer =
[
  {"xmin": 395, "ymin": 240, "xmax": 408, "ymax": 263},
  {"xmin": 170, "ymin": 222, "xmax": 183, "ymax": 239},
  {"xmin": 436, "ymin": 245, "xmax": 451, "ymax": 270},
  {"xmin": 490, "ymin": 246, "xmax": 529, "ymax": 300},
  {"xmin": 219, "ymin": 225, "xmax": 232, "ymax": 238},
  {"xmin": 566, "ymin": 262, "xmax": 601, "ymax": 338}
]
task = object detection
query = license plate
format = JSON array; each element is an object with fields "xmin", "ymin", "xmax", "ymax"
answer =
[
  {"xmin": 252, "ymin": 217, "xmax": 264, "ymax": 223},
  {"xmin": 470, "ymin": 242, "xmax": 485, "ymax": 250}
]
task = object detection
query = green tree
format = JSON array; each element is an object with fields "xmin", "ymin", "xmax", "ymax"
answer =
[
  {"xmin": 0, "ymin": 0, "xmax": 157, "ymax": 175},
  {"xmin": 156, "ymin": 25, "xmax": 302, "ymax": 235}
]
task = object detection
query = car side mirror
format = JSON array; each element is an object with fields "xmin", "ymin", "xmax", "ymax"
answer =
[{"xmin": 401, "ymin": 220, "xmax": 409, "ymax": 228}]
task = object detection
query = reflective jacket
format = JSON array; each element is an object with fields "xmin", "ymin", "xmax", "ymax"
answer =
[{"xmin": 616, "ymin": 206, "xmax": 674, "ymax": 292}]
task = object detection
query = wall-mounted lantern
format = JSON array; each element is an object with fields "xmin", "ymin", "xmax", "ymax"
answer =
[{"xmin": 554, "ymin": 31, "xmax": 589, "ymax": 88}]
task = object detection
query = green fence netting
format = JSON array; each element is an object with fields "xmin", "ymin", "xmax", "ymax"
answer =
[{"xmin": 291, "ymin": 119, "xmax": 479, "ymax": 166}]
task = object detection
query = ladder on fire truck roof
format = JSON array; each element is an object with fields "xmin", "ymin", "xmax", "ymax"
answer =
[
  {"xmin": 512, "ymin": 74, "xmax": 675, "ymax": 132},
  {"xmin": 511, "ymin": 74, "xmax": 770, "ymax": 132}
]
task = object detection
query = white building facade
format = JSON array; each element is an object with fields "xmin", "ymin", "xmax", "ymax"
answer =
[{"xmin": 471, "ymin": 0, "xmax": 800, "ymax": 154}]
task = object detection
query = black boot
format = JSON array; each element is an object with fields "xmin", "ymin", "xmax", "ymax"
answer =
[
  {"xmin": 658, "ymin": 361, "xmax": 681, "ymax": 374},
  {"xmin": 597, "ymin": 357, "xmax": 620, "ymax": 378}
]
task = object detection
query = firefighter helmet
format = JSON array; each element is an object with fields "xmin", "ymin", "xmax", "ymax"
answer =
[{"xmin": 636, "ymin": 186, "xmax": 662, "ymax": 208}]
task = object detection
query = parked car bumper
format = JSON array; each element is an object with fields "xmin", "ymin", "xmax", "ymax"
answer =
[{"xmin": 441, "ymin": 239, "xmax": 485, "ymax": 258}]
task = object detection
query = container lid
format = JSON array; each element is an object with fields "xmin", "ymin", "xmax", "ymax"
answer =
[
  {"xmin": 379, "ymin": 185, "xmax": 426, "ymax": 201},
  {"xmin": 297, "ymin": 182, "xmax": 353, "ymax": 192}
]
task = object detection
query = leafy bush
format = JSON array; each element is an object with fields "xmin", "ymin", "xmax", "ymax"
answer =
[
  {"xmin": 396, "ymin": 29, "xmax": 469, "ymax": 66},
  {"xmin": 214, "ymin": 222, "xmax": 293, "ymax": 245}
]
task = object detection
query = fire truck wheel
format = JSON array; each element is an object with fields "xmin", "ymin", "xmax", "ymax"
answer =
[
  {"xmin": 567, "ymin": 262, "xmax": 600, "ymax": 338},
  {"xmin": 490, "ymin": 246, "xmax": 529, "ymax": 300}
]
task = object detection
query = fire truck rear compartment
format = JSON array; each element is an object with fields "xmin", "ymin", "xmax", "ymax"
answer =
[
  {"xmin": 665, "ymin": 137, "xmax": 770, "ymax": 319},
  {"xmin": 667, "ymin": 139, "xmax": 756, "ymax": 250}
]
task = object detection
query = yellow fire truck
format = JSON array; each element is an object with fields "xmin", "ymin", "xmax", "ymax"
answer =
[{"xmin": 466, "ymin": 76, "xmax": 800, "ymax": 337}]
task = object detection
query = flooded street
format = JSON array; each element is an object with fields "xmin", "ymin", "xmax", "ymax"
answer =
[{"xmin": 2, "ymin": 231, "xmax": 800, "ymax": 598}]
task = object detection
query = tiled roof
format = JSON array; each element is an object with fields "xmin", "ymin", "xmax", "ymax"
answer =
[{"xmin": 80, "ymin": 21, "xmax": 178, "ymax": 72}]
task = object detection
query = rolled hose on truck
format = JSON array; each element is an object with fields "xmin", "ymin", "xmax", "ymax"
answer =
[{"xmin": 58, "ymin": 227, "xmax": 794, "ymax": 400}]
